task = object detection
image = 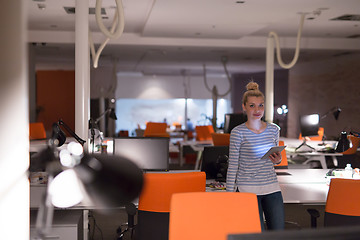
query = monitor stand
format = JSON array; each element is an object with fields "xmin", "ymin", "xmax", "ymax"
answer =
[{"xmin": 295, "ymin": 139, "xmax": 315, "ymax": 152}]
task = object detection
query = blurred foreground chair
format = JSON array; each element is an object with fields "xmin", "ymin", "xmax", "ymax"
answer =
[
  {"xmin": 143, "ymin": 122, "xmax": 169, "ymax": 137},
  {"xmin": 275, "ymin": 140, "xmax": 288, "ymax": 169},
  {"xmin": 169, "ymin": 192, "xmax": 261, "ymax": 240},
  {"xmin": 195, "ymin": 125, "xmax": 214, "ymax": 141},
  {"xmin": 29, "ymin": 122, "xmax": 46, "ymax": 140},
  {"xmin": 211, "ymin": 133, "xmax": 230, "ymax": 146},
  {"xmin": 136, "ymin": 172, "xmax": 206, "ymax": 240},
  {"xmin": 308, "ymin": 178, "xmax": 360, "ymax": 228}
]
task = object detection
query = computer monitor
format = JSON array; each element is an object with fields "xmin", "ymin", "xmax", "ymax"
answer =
[
  {"xmin": 300, "ymin": 113, "xmax": 320, "ymax": 137},
  {"xmin": 228, "ymin": 225, "xmax": 360, "ymax": 240},
  {"xmin": 113, "ymin": 137, "xmax": 169, "ymax": 171},
  {"xmin": 224, "ymin": 113, "xmax": 247, "ymax": 134},
  {"xmin": 296, "ymin": 113, "xmax": 320, "ymax": 151},
  {"xmin": 201, "ymin": 146, "xmax": 229, "ymax": 181}
]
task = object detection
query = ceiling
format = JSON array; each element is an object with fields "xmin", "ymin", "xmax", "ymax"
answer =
[{"xmin": 28, "ymin": 0, "xmax": 360, "ymax": 76}]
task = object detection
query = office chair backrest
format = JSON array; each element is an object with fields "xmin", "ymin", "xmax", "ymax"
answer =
[
  {"xmin": 299, "ymin": 127, "xmax": 324, "ymax": 141},
  {"xmin": 275, "ymin": 140, "xmax": 288, "ymax": 169},
  {"xmin": 143, "ymin": 122, "xmax": 169, "ymax": 137},
  {"xmin": 169, "ymin": 192, "xmax": 261, "ymax": 240},
  {"xmin": 195, "ymin": 125, "xmax": 214, "ymax": 141},
  {"xmin": 341, "ymin": 135, "xmax": 360, "ymax": 155},
  {"xmin": 324, "ymin": 178, "xmax": 360, "ymax": 227},
  {"xmin": 211, "ymin": 133, "xmax": 230, "ymax": 146},
  {"xmin": 29, "ymin": 122, "xmax": 46, "ymax": 140},
  {"xmin": 137, "ymin": 172, "xmax": 206, "ymax": 240}
]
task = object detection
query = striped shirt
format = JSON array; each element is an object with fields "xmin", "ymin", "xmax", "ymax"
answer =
[{"xmin": 226, "ymin": 122, "xmax": 281, "ymax": 195}]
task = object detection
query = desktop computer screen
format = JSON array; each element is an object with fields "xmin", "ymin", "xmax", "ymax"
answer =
[
  {"xmin": 201, "ymin": 146, "xmax": 229, "ymax": 180},
  {"xmin": 113, "ymin": 137, "xmax": 169, "ymax": 171},
  {"xmin": 223, "ymin": 113, "xmax": 247, "ymax": 134},
  {"xmin": 299, "ymin": 113, "xmax": 319, "ymax": 137}
]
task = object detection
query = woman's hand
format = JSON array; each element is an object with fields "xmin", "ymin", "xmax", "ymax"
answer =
[{"xmin": 269, "ymin": 151, "xmax": 282, "ymax": 164}]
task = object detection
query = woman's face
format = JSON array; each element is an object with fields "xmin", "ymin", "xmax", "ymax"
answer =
[{"xmin": 242, "ymin": 96, "xmax": 265, "ymax": 121}]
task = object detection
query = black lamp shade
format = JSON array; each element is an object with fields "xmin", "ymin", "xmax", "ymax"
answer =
[
  {"xmin": 74, "ymin": 153, "xmax": 143, "ymax": 210},
  {"xmin": 51, "ymin": 123, "xmax": 66, "ymax": 147},
  {"xmin": 335, "ymin": 132, "xmax": 350, "ymax": 153},
  {"xmin": 109, "ymin": 108, "xmax": 117, "ymax": 120},
  {"xmin": 333, "ymin": 108, "xmax": 341, "ymax": 120}
]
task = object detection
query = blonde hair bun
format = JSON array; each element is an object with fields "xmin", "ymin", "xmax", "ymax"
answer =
[{"xmin": 246, "ymin": 81, "xmax": 259, "ymax": 91}]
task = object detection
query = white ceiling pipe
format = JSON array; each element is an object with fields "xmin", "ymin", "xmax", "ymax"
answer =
[{"xmin": 265, "ymin": 13, "xmax": 306, "ymax": 123}]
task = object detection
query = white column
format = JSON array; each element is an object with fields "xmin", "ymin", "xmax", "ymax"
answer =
[
  {"xmin": 75, "ymin": 0, "xmax": 90, "ymax": 149},
  {"xmin": 265, "ymin": 37, "xmax": 275, "ymax": 123},
  {"xmin": 0, "ymin": 1, "xmax": 29, "ymax": 239}
]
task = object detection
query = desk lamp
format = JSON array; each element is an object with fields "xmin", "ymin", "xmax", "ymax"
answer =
[
  {"xmin": 317, "ymin": 107, "xmax": 342, "ymax": 146},
  {"xmin": 89, "ymin": 107, "xmax": 117, "ymax": 153},
  {"xmin": 321, "ymin": 107, "xmax": 341, "ymax": 121},
  {"xmin": 57, "ymin": 119, "xmax": 86, "ymax": 146},
  {"xmin": 33, "ymin": 128, "xmax": 143, "ymax": 239}
]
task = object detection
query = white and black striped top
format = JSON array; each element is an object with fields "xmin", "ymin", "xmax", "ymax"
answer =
[{"xmin": 226, "ymin": 122, "xmax": 281, "ymax": 195}]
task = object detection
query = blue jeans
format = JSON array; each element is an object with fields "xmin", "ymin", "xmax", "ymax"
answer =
[{"xmin": 257, "ymin": 191, "xmax": 285, "ymax": 231}]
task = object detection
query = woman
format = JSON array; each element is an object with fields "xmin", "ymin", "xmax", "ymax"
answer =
[{"xmin": 226, "ymin": 81, "xmax": 284, "ymax": 231}]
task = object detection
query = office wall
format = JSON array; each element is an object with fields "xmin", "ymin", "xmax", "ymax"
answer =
[
  {"xmin": 36, "ymin": 70, "xmax": 75, "ymax": 134},
  {"xmin": 287, "ymin": 53, "xmax": 360, "ymax": 139},
  {"xmin": 90, "ymin": 66, "xmax": 116, "ymax": 99},
  {"xmin": 231, "ymin": 70, "xmax": 289, "ymax": 136},
  {"xmin": 232, "ymin": 70, "xmax": 289, "ymax": 113}
]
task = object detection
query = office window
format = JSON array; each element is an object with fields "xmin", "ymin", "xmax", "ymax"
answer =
[{"xmin": 115, "ymin": 98, "xmax": 230, "ymax": 135}]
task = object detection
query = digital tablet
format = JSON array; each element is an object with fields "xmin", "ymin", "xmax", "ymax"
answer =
[{"xmin": 261, "ymin": 145, "xmax": 286, "ymax": 160}]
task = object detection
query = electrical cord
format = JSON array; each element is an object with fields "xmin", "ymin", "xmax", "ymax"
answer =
[
  {"xmin": 268, "ymin": 13, "xmax": 306, "ymax": 69},
  {"xmin": 89, "ymin": 0, "xmax": 125, "ymax": 68}
]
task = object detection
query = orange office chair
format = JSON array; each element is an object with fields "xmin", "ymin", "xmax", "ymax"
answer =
[
  {"xmin": 136, "ymin": 172, "xmax": 206, "ymax": 240},
  {"xmin": 29, "ymin": 122, "xmax": 46, "ymax": 140},
  {"xmin": 211, "ymin": 133, "xmax": 230, "ymax": 146},
  {"xmin": 195, "ymin": 125, "xmax": 214, "ymax": 141},
  {"xmin": 308, "ymin": 178, "xmax": 360, "ymax": 228},
  {"xmin": 299, "ymin": 127, "xmax": 324, "ymax": 141},
  {"xmin": 143, "ymin": 122, "xmax": 170, "ymax": 137},
  {"xmin": 169, "ymin": 192, "xmax": 261, "ymax": 240},
  {"xmin": 342, "ymin": 135, "xmax": 360, "ymax": 155},
  {"xmin": 275, "ymin": 140, "xmax": 288, "ymax": 169}
]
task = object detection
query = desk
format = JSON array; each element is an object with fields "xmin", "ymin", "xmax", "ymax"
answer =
[
  {"xmin": 206, "ymin": 169, "xmax": 330, "ymax": 204},
  {"xmin": 288, "ymin": 152, "xmax": 342, "ymax": 169},
  {"xmin": 276, "ymin": 169, "xmax": 329, "ymax": 204},
  {"xmin": 280, "ymin": 138, "xmax": 341, "ymax": 169},
  {"xmin": 178, "ymin": 140, "xmax": 212, "ymax": 167}
]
